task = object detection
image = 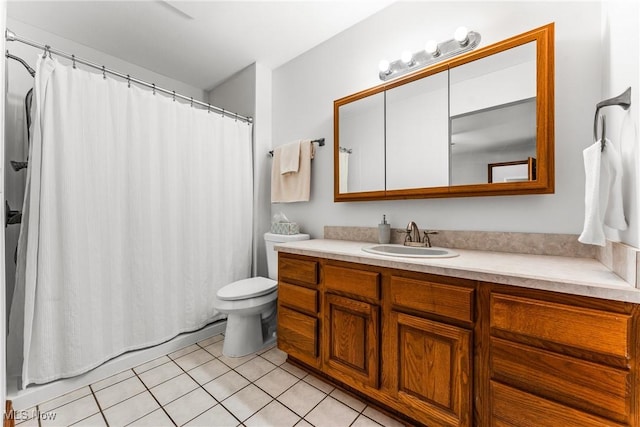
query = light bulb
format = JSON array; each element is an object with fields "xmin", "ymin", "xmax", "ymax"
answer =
[
  {"xmin": 425, "ymin": 40, "xmax": 440, "ymax": 56},
  {"xmin": 454, "ymin": 26, "xmax": 469, "ymax": 46},
  {"xmin": 378, "ymin": 59, "xmax": 390, "ymax": 73},
  {"xmin": 401, "ymin": 51, "xmax": 413, "ymax": 65}
]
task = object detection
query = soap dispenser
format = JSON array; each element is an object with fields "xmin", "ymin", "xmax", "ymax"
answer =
[{"xmin": 378, "ymin": 215, "xmax": 391, "ymax": 244}]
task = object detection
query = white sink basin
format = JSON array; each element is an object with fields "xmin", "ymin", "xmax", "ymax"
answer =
[{"xmin": 362, "ymin": 244, "xmax": 459, "ymax": 258}]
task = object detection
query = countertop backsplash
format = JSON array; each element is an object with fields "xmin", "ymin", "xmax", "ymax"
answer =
[
  {"xmin": 324, "ymin": 226, "xmax": 596, "ymax": 258},
  {"xmin": 324, "ymin": 226, "xmax": 640, "ymax": 289}
]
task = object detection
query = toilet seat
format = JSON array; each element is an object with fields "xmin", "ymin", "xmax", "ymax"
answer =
[{"xmin": 217, "ymin": 277, "xmax": 277, "ymax": 301}]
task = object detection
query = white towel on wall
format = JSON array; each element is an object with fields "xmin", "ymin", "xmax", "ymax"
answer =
[
  {"xmin": 271, "ymin": 140, "xmax": 315, "ymax": 203},
  {"xmin": 278, "ymin": 140, "xmax": 301, "ymax": 174},
  {"xmin": 339, "ymin": 151, "xmax": 349, "ymax": 193},
  {"xmin": 578, "ymin": 138, "xmax": 627, "ymax": 246},
  {"xmin": 603, "ymin": 140, "xmax": 627, "ymax": 231}
]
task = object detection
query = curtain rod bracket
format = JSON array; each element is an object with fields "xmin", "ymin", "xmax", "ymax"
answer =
[{"xmin": 5, "ymin": 29, "xmax": 16, "ymax": 42}]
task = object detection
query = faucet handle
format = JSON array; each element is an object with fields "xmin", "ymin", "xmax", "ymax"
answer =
[
  {"xmin": 422, "ymin": 230, "xmax": 438, "ymax": 248},
  {"xmin": 396, "ymin": 228, "xmax": 412, "ymax": 243}
]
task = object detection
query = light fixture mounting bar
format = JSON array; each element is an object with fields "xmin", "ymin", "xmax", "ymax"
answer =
[{"xmin": 379, "ymin": 31, "xmax": 481, "ymax": 81}]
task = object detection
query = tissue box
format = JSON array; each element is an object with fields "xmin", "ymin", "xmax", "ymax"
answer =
[{"xmin": 271, "ymin": 222, "xmax": 300, "ymax": 235}]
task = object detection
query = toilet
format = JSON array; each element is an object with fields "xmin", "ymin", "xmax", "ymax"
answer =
[{"xmin": 214, "ymin": 232, "xmax": 310, "ymax": 357}]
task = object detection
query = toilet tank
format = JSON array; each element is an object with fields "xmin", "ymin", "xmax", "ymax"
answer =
[{"xmin": 264, "ymin": 232, "xmax": 310, "ymax": 280}]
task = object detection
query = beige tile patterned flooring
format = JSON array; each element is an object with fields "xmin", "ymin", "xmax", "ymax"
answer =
[{"xmin": 14, "ymin": 335, "xmax": 406, "ymax": 427}]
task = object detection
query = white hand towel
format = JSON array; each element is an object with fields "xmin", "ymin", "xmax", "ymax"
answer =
[
  {"xmin": 579, "ymin": 141, "xmax": 605, "ymax": 246},
  {"xmin": 602, "ymin": 139, "xmax": 627, "ymax": 231},
  {"xmin": 339, "ymin": 151, "xmax": 349, "ymax": 193},
  {"xmin": 579, "ymin": 138, "xmax": 627, "ymax": 246},
  {"xmin": 277, "ymin": 140, "xmax": 301, "ymax": 174}
]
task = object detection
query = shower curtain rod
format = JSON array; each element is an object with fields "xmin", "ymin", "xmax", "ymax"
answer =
[{"xmin": 5, "ymin": 29, "xmax": 253, "ymax": 124}]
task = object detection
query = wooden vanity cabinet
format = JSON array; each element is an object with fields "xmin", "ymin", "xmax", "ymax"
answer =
[
  {"xmin": 322, "ymin": 264, "xmax": 381, "ymax": 389},
  {"xmin": 278, "ymin": 253, "xmax": 476, "ymax": 427},
  {"xmin": 276, "ymin": 254, "xmax": 321, "ymax": 368},
  {"xmin": 277, "ymin": 253, "xmax": 640, "ymax": 427},
  {"xmin": 387, "ymin": 275, "xmax": 475, "ymax": 427},
  {"xmin": 486, "ymin": 285, "xmax": 639, "ymax": 427}
]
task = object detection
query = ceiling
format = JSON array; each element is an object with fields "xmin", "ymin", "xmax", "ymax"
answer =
[{"xmin": 7, "ymin": 0, "xmax": 394, "ymax": 91}]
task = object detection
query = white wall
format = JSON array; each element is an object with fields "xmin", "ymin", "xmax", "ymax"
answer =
[
  {"xmin": 208, "ymin": 64, "xmax": 256, "ymax": 119},
  {"xmin": 386, "ymin": 71, "xmax": 449, "ymax": 190},
  {"xmin": 601, "ymin": 0, "xmax": 640, "ymax": 247},
  {"xmin": 6, "ymin": 19, "xmax": 206, "ymax": 102},
  {"xmin": 272, "ymin": 1, "xmax": 604, "ymax": 240},
  {"xmin": 339, "ymin": 93, "xmax": 385, "ymax": 193}
]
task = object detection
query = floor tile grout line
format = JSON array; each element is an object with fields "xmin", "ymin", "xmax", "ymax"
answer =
[
  {"xmin": 347, "ymin": 404, "xmax": 383, "ymax": 427},
  {"xmin": 31, "ymin": 336, "xmax": 381, "ymax": 427},
  {"xmin": 131, "ymin": 368, "xmax": 178, "ymax": 427},
  {"xmin": 91, "ymin": 369, "xmax": 137, "ymax": 394},
  {"xmin": 135, "ymin": 359, "xmax": 185, "ymax": 392},
  {"xmin": 180, "ymin": 351, "xmax": 287, "ymax": 426},
  {"xmin": 88, "ymin": 383, "xmax": 110, "ymax": 427},
  {"xmin": 228, "ymin": 354, "xmax": 278, "ymax": 387},
  {"xmin": 35, "ymin": 387, "xmax": 93, "ymax": 414},
  {"xmin": 167, "ymin": 343, "xmax": 203, "ymax": 360},
  {"xmin": 169, "ymin": 346, "xmax": 246, "ymax": 427},
  {"xmin": 300, "ymin": 394, "xmax": 330, "ymax": 425}
]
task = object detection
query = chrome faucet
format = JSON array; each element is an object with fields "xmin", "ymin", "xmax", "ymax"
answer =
[
  {"xmin": 401, "ymin": 221, "xmax": 438, "ymax": 247},
  {"xmin": 405, "ymin": 221, "xmax": 421, "ymax": 246}
]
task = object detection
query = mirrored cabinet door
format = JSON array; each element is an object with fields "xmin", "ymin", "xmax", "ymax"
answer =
[
  {"xmin": 334, "ymin": 23, "xmax": 553, "ymax": 201},
  {"xmin": 386, "ymin": 70, "xmax": 449, "ymax": 191},
  {"xmin": 449, "ymin": 42, "xmax": 537, "ymax": 186},
  {"xmin": 337, "ymin": 91, "xmax": 385, "ymax": 194}
]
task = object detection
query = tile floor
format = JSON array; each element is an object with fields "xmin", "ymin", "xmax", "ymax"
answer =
[{"xmin": 14, "ymin": 335, "xmax": 406, "ymax": 427}]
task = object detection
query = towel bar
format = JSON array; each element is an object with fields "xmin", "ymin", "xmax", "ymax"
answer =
[
  {"xmin": 268, "ymin": 138, "xmax": 325, "ymax": 157},
  {"xmin": 593, "ymin": 87, "xmax": 631, "ymax": 144}
]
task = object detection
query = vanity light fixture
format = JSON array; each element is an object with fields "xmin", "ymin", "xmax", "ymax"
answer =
[{"xmin": 378, "ymin": 26, "xmax": 481, "ymax": 81}]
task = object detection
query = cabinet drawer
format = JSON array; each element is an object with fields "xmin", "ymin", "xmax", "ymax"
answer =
[
  {"xmin": 491, "ymin": 338, "xmax": 630, "ymax": 424},
  {"xmin": 491, "ymin": 381, "xmax": 625, "ymax": 427},
  {"xmin": 490, "ymin": 293, "xmax": 630, "ymax": 358},
  {"xmin": 279, "ymin": 256, "xmax": 318, "ymax": 286},
  {"xmin": 279, "ymin": 282, "xmax": 318, "ymax": 315},
  {"xmin": 324, "ymin": 265, "xmax": 380, "ymax": 300},
  {"xmin": 277, "ymin": 306, "xmax": 318, "ymax": 363},
  {"xmin": 390, "ymin": 276, "xmax": 474, "ymax": 323}
]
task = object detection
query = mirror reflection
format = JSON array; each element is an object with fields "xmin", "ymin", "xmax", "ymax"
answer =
[
  {"xmin": 450, "ymin": 42, "xmax": 537, "ymax": 185},
  {"xmin": 386, "ymin": 70, "xmax": 449, "ymax": 190},
  {"xmin": 337, "ymin": 92, "xmax": 385, "ymax": 194}
]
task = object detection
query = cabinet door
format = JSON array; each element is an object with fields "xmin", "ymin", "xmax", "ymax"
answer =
[
  {"xmin": 389, "ymin": 311, "xmax": 472, "ymax": 427},
  {"xmin": 278, "ymin": 305, "xmax": 320, "ymax": 368},
  {"xmin": 323, "ymin": 293, "xmax": 379, "ymax": 389}
]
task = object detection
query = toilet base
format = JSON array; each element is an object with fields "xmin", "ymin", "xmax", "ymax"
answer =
[{"xmin": 222, "ymin": 313, "xmax": 276, "ymax": 357}]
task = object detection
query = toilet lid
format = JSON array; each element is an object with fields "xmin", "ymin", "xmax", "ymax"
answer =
[{"xmin": 217, "ymin": 277, "xmax": 277, "ymax": 301}]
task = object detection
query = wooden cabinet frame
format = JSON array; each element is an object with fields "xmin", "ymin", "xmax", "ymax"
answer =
[{"xmin": 277, "ymin": 253, "xmax": 640, "ymax": 427}]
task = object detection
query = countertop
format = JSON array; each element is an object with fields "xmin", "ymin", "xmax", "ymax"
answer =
[{"xmin": 275, "ymin": 239, "xmax": 640, "ymax": 303}]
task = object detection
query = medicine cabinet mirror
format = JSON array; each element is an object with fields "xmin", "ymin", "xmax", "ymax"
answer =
[{"xmin": 334, "ymin": 23, "xmax": 554, "ymax": 201}]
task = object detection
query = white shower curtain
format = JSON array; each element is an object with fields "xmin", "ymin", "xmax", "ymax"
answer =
[{"xmin": 7, "ymin": 56, "xmax": 253, "ymax": 386}]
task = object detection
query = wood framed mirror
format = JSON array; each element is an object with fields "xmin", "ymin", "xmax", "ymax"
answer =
[{"xmin": 334, "ymin": 23, "xmax": 554, "ymax": 201}]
